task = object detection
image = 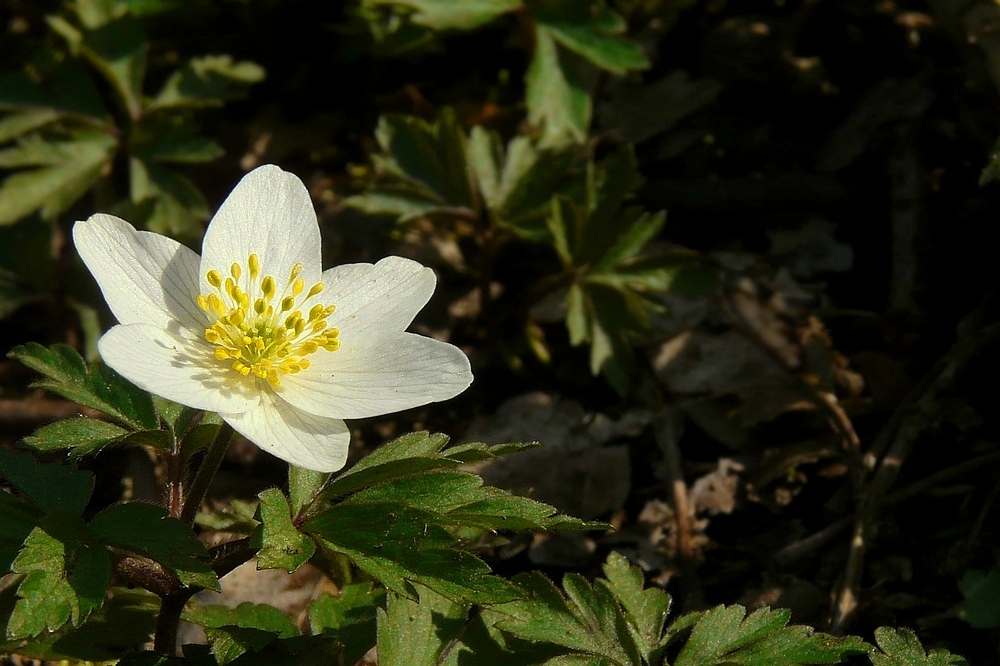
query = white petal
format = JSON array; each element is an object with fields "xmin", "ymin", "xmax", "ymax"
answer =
[
  {"xmin": 223, "ymin": 392, "xmax": 350, "ymax": 472},
  {"xmin": 277, "ymin": 332, "xmax": 473, "ymax": 419},
  {"xmin": 323, "ymin": 256, "xmax": 437, "ymax": 339},
  {"xmin": 200, "ymin": 165, "xmax": 321, "ymax": 294},
  {"xmin": 98, "ymin": 324, "xmax": 259, "ymax": 414},
  {"xmin": 73, "ymin": 214, "xmax": 205, "ymax": 331}
]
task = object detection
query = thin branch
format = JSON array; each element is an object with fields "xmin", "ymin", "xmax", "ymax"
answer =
[{"xmin": 180, "ymin": 422, "xmax": 235, "ymax": 525}]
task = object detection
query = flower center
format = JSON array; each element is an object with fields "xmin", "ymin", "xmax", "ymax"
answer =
[{"xmin": 196, "ymin": 253, "xmax": 339, "ymax": 388}]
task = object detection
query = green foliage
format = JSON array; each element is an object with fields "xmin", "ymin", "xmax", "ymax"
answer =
[
  {"xmin": 308, "ymin": 583, "xmax": 384, "ymax": 666},
  {"xmin": 667, "ymin": 605, "xmax": 868, "ymax": 666},
  {"xmin": 363, "ymin": 0, "xmax": 522, "ymax": 31},
  {"xmin": 9, "ymin": 342, "xmax": 157, "ymax": 431},
  {"xmin": 869, "ymin": 627, "xmax": 968, "ymax": 666},
  {"xmin": 377, "ymin": 583, "xmax": 467, "ymax": 666},
  {"xmin": 182, "ymin": 602, "xmax": 299, "ymax": 665},
  {"xmin": 88, "ymin": 502, "xmax": 219, "ymax": 590},
  {"xmin": 0, "ymin": 0, "xmax": 262, "ymax": 235},
  {"xmin": 955, "ymin": 569, "xmax": 1000, "ymax": 628},
  {"xmin": 251, "ymin": 488, "xmax": 316, "ymax": 573},
  {"xmin": 300, "ymin": 431, "xmax": 600, "ymax": 605}
]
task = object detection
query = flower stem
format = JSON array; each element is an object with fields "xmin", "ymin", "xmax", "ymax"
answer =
[
  {"xmin": 180, "ymin": 421, "xmax": 234, "ymax": 525},
  {"xmin": 154, "ymin": 591, "xmax": 194, "ymax": 655}
]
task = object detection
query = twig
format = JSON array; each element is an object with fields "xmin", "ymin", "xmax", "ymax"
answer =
[
  {"xmin": 654, "ymin": 410, "xmax": 705, "ymax": 610},
  {"xmin": 829, "ymin": 322, "xmax": 1000, "ymax": 633}
]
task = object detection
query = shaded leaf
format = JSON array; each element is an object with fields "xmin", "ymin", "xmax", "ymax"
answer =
[
  {"xmin": 526, "ymin": 25, "xmax": 590, "ymax": 145},
  {"xmin": 6, "ymin": 513, "xmax": 110, "ymax": 639},
  {"xmin": 149, "ymin": 55, "xmax": 264, "ymax": 111},
  {"xmin": 0, "ymin": 447, "xmax": 94, "ymax": 515},
  {"xmin": 8, "ymin": 343, "xmax": 157, "ymax": 430},
  {"xmin": 956, "ymin": 569, "xmax": 1000, "ymax": 628},
  {"xmin": 377, "ymin": 583, "xmax": 468, "ymax": 666},
  {"xmin": 308, "ymin": 582, "xmax": 384, "ymax": 665},
  {"xmin": 364, "ymin": 0, "xmax": 521, "ymax": 30},
  {"xmin": 182, "ymin": 602, "xmax": 298, "ymax": 666},
  {"xmin": 88, "ymin": 502, "xmax": 219, "ymax": 590}
]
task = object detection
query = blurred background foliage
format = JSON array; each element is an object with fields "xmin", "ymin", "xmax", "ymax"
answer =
[{"xmin": 2, "ymin": 0, "xmax": 1000, "ymax": 662}]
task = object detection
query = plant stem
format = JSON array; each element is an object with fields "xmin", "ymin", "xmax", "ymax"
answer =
[
  {"xmin": 154, "ymin": 591, "xmax": 195, "ymax": 655},
  {"xmin": 180, "ymin": 421, "xmax": 234, "ymax": 525}
]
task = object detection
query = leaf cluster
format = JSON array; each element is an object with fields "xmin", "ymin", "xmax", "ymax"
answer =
[{"xmin": 0, "ymin": 0, "xmax": 263, "ymax": 236}]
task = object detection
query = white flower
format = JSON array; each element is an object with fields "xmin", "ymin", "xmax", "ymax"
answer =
[{"xmin": 73, "ymin": 165, "xmax": 473, "ymax": 472}]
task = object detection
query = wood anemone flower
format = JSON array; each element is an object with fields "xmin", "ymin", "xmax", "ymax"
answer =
[{"xmin": 73, "ymin": 164, "xmax": 473, "ymax": 472}]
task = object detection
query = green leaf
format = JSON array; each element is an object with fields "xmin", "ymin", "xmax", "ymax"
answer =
[
  {"xmin": 672, "ymin": 605, "xmax": 868, "ymax": 666},
  {"xmin": 81, "ymin": 13, "xmax": 147, "ymax": 118},
  {"xmin": 538, "ymin": 3, "xmax": 649, "ymax": 75},
  {"xmin": 491, "ymin": 570, "xmax": 637, "ymax": 664},
  {"xmin": 377, "ymin": 583, "xmax": 469, "ymax": 666},
  {"xmin": 0, "ymin": 447, "xmax": 94, "ymax": 515},
  {"xmin": 308, "ymin": 583, "xmax": 384, "ymax": 666},
  {"xmin": 149, "ymin": 55, "xmax": 265, "ymax": 111},
  {"xmin": 0, "ymin": 131, "xmax": 115, "ymax": 226},
  {"xmin": 22, "ymin": 417, "xmax": 129, "ymax": 455},
  {"xmin": 598, "ymin": 552, "xmax": 671, "ymax": 660},
  {"xmin": 364, "ymin": 0, "xmax": 521, "ymax": 30},
  {"xmin": 321, "ymin": 431, "xmax": 454, "ymax": 499},
  {"xmin": 8, "ymin": 343, "xmax": 158, "ymax": 430},
  {"xmin": 6, "ymin": 512, "xmax": 110, "ymax": 639},
  {"xmin": 182, "ymin": 602, "xmax": 298, "ymax": 666},
  {"xmin": 127, "ymin": 157, "xmax": 211, "ymax": 239},
  {"xmin": 88, "ymin": 502, "xmax": 219, "ymax": 590},
  {"xmin": 526, "ymin": 25, "xmax": 591, "ymax": 146},
  {"xmin": 357, "ymin": 110, "xmax": 476, "ymax": 215},
  {"xmin": 0, "ymin": 64, "xmax": 107, "ymax": 120},
  {"xmin": 306, "ymin": 501, "xmax": 520, "ymax": 605},
  {"xmin": 956, "ymin": 569, "xmax": 1000, "ymax": 628},
  {"xmin": 870, "ymin": 627, "xmax": 967, "ymax": 666},
  {"xmin": 252, "ymin": 488, "xmax": 316, "ymax": 573},
  {"xmin": 0, "ymin": 109, "xmax": 62, "ymax": 144}
]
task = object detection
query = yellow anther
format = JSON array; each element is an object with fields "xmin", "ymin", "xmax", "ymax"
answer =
[
  {"xmin": 262, "ymin": 276, "xmax": 276, "ymax": 300},
  {"xmin": 199, "ymin": 252, "xmax": 340, "ymax": 386}
]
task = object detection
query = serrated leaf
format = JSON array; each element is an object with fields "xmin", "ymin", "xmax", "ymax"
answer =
[
  {"xmin": 149, "ymin": 55, "xmax": 265, "ymax": 111},
  {"xmin": 6, "ymin": 512, "xmax": 110, "ymax": 639},
  {"xmin": 183, "ymin": 602, "xmax": 298, "ymax": 665},
  {"xmin": 322, "ymin": 431, "xmax": 453, "ymax": 499},
  {"xmin": 8, "ymin": 343, "xmax": 157, "ymax": 430},
  {"xmin": 0, "ymin": 447, "xmax": 94, "ymax": 515},
  {"xmin": 527, "ymin": 25, "xmax": 591, "ymax": 146},
  {"xmin": 378, "ymin": 583, "xmax": 469, "ymax": 666},
  {"xmin": 364, "ymin": 0, "xmax": 521, "ymax": 30},
  {"xmin": 22, "ymin": 417, "xmax": 129, "ymax": 455},
  {"xmin": 88, "ymin": 502, "xmax": 219, "ymax": 590},
  {"xmin": 598, "ymin": 552, "xmax": 671, "ymax": 660},
  {"xmin": 673, "ymin": 604, "xmax": 868, "ymax": 666},
  {"xmin": 306, "ymin": 501, "xmax": 520, "ymax": 604},
  {"xmin": 252, "ymin": 488, "xmax": 316, "ymax": 573},
  {"xmin": 540, "ymin": 4, "xmax": 649, "ymax": 75},
  {"xmin": 491, "ymin": 570, "xmax": 636, "ymax": 664},
  {"xmin": 364, "ymin": 110, "xmax": 476, "ymax": 212},
  {"xmin": 870, "ymin": 627, "xmax": 967, "ymax": 666},
  {"xmin": 0, "ymin": 131, "xmax": 115, "ymax": 226},
  {"xmin": 309, "ymin": 583, "xmax": 384, "ymax": 665}
]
